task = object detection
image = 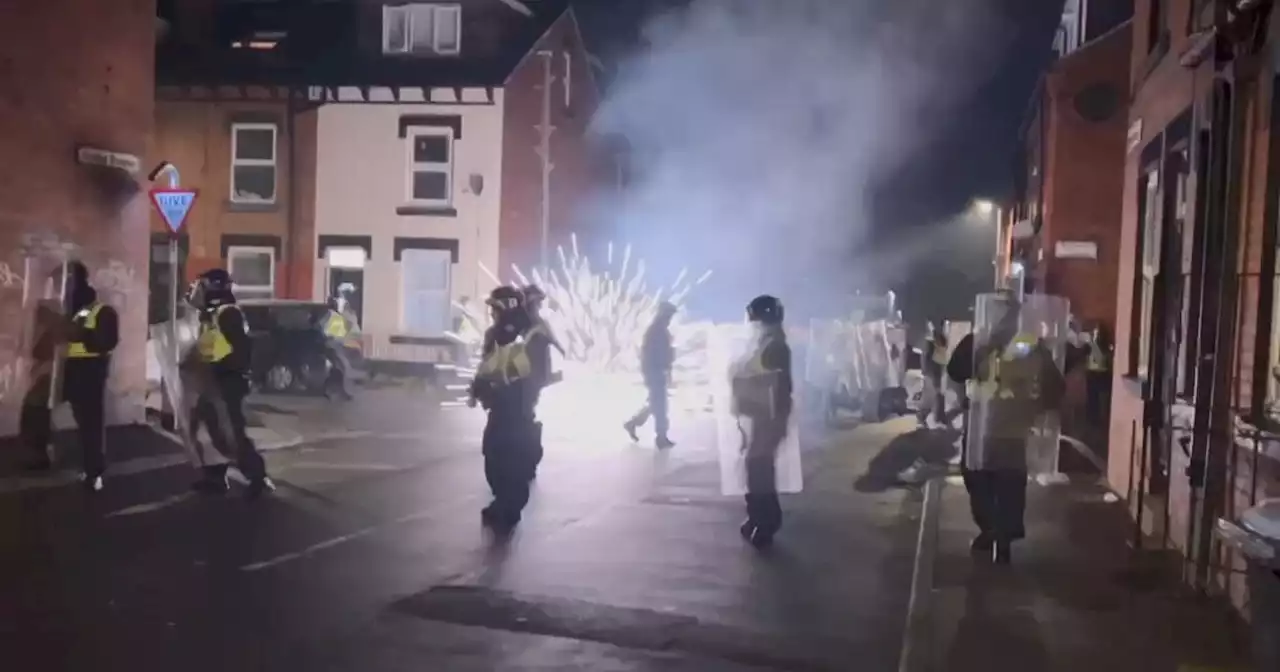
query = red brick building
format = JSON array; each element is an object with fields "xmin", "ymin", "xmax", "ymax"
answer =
[
  {"xmin": 0, "ymin": 0, "xmax": 157, "ymax": 432},
  {"xmin": 1106, "ymin": 0, "xmax": 1279, "ymax": 604},
  {"xmin": 1018, "ymin": 18, "xmax": 1133, "ymax": 329}
]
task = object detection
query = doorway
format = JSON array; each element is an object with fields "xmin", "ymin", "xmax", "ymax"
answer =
[{"xmin": 328, "ymin": 267, "xmax": 364, "ymax": 326}]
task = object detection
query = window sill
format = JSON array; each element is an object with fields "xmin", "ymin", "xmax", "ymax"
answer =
[
  {"xmin": 226, "ymin": 200, "xmax": 279, "ymax": 213},
  {"xmin": 390, "ymin": 334, "xmax": 455, "ymax": 346},
  {"xmin": 396, "ymin": 205, "xmax": 458, "ymax": 217}
]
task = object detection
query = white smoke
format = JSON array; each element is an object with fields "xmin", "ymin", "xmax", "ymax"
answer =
[{"xmin": 591, "ymin": 0, "xmax": 1010, "ymax": 316}]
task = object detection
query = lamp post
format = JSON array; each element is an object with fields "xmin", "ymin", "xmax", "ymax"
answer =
[{"xmin": 972, "ymin": 199, "xmax": 1004, "ymax": 288}]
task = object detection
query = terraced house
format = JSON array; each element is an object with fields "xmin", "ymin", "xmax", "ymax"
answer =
[
  {"xmin": 153, "ymin": 0, "xmax": 612, "ymax": 370},
  {"xmin": 1102, "ymin": 0, "xmax": 1279, "ymax": 607}
]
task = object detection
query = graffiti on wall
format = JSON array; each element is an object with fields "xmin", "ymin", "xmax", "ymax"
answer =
[{"xmin": 94, "ymin": 259, "xmax": 139, "ymax": 316}]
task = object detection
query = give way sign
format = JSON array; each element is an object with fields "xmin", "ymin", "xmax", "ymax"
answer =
[{"xmin": 149, "ymin": 188, "xmax": 199, "ymax": 235}]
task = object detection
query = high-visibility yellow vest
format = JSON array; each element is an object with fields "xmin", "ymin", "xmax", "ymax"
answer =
[
  {"xmin": 66, "ymin": 302, "xmax": 106, "ymax": 358},
  {"xmin": 197, "ymin": 304, "xmax": 242, "ymax": 363},
  {"xmin": 972, "ymin": 333, "xmax": 1042, "ymax": 401},
  {"xmin": 324, "ymin": 311, "xmax": 348, "ymax": 339},
  {"xmin": 476, "ymin": 337, "xmax": 532, "ymax": 387},
  {"xmin": 732, "ymin": 335, "xmax": 782, "ymax": 418},
  {"xmin": 1087, "ymin": 341, "xmax": 1110, "ymax": 372}
]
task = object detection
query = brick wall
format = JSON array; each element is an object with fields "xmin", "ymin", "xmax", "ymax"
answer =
[
  {"xmin": 149, "ymin": 97, "xmax": 316, "ymax": 300},
  {"xmin": 0, "ymin": 0, "xmax": 156, "ymax": 432},
  {"xmin": 1040, "ymin": 24, "xmax": 1132, "ymax": 330},
  {"xmin": 1108, "ymin": 0, "xmax": 1280, "ymax": 616},
  {"xmin": 498, "ymin": 9, "xmax": 609, "ymax": 273}
]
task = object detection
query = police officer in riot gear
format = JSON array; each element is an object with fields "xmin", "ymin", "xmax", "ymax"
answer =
[
  {"xmin": 323, "ymin": 287, "xmax": 357, "ymax": 401},
  {"xmin": 733, "ymin": 295, "xmax": 793, "ymax": 548},
  {"xmin": 917, "ymin": 322, "xmax": 949, "ymax": 428},
  {"xmin": 963, "ymin": 303, "xmax": 1065, "ymax": 564},
  {"xmin": 470, "ymin": 286, "xmax": 550, "ymax": 530},
  {"xmin": 188, "ymin": 269, "xmax": 274, "ymax": 497},
  {"xmin": 22, "ymin": 261, "xmax": 119, "ymax": 492},
  {"xmin": 625, "ymin": 301, "xmax": 679, "ymax": 449}
]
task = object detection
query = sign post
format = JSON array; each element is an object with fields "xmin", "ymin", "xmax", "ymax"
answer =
[{"xmin": 148, "ymin": 163, "xmax": 196, "ymax": 436}]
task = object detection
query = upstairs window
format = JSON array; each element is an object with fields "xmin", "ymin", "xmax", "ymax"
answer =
[
  {"xmin": 230, "ymin": 123, "xmax": 277, "ymax": 204},
  {"xmin": 383, "ymin": 4, "xmax": 461, "ymax": 56},
  {"xmin": 406, "ymin": 127, "xmax": 453, "ymax": 207}
]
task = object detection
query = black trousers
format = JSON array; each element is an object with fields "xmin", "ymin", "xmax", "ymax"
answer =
[
  {"xmin": 482, "ymin": 410, "xmax": 537, "ymax": 522},
  {"xmin": 21, "ymin": 372, "xmax": 107, "ymax": 478},
  {"xmin": 628, "ymin": 381, "xmax": 670, "ymax": 439},
  {"xmin": 324, "ymin": 341, "xmax": 352, "ymax": 396},
  {"xmin": 743, "ymin": 419, "xmax": 786, "ymax": 535},
  {"xmin": 962, "ymin": 468, "xmax": 1027, "ymax": 542},
  {"xmin": 194, "ymin": 374, "xmax": 267, "ymax": 482},
  {"xmin": 1085, "ymin": 370, "xmax": 1111, "ymax": 426}
]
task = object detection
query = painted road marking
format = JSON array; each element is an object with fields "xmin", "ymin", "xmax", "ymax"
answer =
[
  {"xmin": 286, "ymin": 461, "xmax": 403, "ymax": 471},
  {"xmin": 239, "ymin": 507, "xmax": 447, "ymax": 572}
]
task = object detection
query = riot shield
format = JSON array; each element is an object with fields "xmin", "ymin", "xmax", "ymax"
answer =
[
  {"xmin": 16, "ymin": 241, "xmax": 75, "ymax": 431},
  {"xmin": 152, "ymin": 306, "xmax": 233, "ymax": 468},
  {"xmin": 708, "ymin": 324, "xmax": 802, "ymax": 496},
  {"xmin": 964, "ymin": 293, "xmax": 1069, "ymax": 476}
]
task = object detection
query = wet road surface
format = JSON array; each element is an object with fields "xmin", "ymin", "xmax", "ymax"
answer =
[{"xmin": 1, "ymin": 393, "xmax": 925, "ymax": 671}]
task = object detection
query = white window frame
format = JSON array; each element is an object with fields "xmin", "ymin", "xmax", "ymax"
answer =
[
  {"xmin": 382, "ymin": 4, "xmax": 461, "ymax": 56},
  {"xmin": 227, "ymin": 245, "xmax": 276, "ymax": 299},
  {"xmin": 399, "ymin": 248, "xmax": 453, "ymax": 337},
  {"xmin": 1137, "ymin": 167, "xmax": 1162, "ymax": 378},
  {"xmin": 229, "ymin": 123, "xmax": 278, "ymax": 204},
  {"xmin": 406, "ymin": 127, "xmax": 454, "ymax": 207}
]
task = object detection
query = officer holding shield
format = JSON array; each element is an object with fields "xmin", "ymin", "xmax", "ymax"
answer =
[
  {"xmin": 732, "ymin": 295, "xmax": 793, "ymax": 548},
  {"xmin": 22, "ymin": 261, "xmax": 119, "ymax": 492},
  {"xmin": 963, "ymin": 299, "xmax": 1065, "ymax": 564}
]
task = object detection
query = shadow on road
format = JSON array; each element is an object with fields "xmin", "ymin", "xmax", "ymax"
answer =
[{"xmin": 852, "ymin": 427, "xmax": 958, "ymax": 493}]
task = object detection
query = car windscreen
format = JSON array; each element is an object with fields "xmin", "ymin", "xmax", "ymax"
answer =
[{"xmin": 241, "ymin": 305, "xmax": 326, "ymax": 332}]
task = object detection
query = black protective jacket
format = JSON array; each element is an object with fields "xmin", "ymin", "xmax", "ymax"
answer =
[{"xmin": 63, "ymin": 286, "xmax": 119, "ymax": 397}]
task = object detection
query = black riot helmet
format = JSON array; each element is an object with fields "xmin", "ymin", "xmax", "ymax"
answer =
[
  {"xmin": 746, "ymin": 295, "xmax": 784, "ymax": 325},
  {"xmin": 191, "ymin": 268, "xmax": 236, "ymax": 309},
  {"xmin": 487, "ymin": 285, "xmax": 525, "ymax": 315}
]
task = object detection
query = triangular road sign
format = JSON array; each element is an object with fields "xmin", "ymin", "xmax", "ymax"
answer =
[{"xmin": 149, "ymin": 188, "xmax": 199, "ymax": 234}]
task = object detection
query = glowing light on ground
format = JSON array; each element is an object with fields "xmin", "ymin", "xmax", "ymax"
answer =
[{"xmin": 447, "ymin": 236, "xmax": 714, "ymax": 426}]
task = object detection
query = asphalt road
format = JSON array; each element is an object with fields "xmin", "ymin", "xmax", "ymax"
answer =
[{"xmin": 0, "ymin": 393, "xmax": 931, "ymax": 672}]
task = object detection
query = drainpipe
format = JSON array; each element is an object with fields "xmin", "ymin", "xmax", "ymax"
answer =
[
  {"xmin": 1190, "ymin": 76, "xmax": 1246, "ymax": 593},
  {"xmin": 535, "ymin": 50, "xmax": 556, "ymax": 269},
  {"xmin": 285, "ymin": 88, "xmax": 298, "ymax": 298}
]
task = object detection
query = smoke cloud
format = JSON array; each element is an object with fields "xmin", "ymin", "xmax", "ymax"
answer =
[{"xmin": 590, "ymin": 0, "xmax": 1010, "ymax": 319}]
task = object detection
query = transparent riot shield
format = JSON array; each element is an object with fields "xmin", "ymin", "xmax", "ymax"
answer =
[
  {"xmin": 708, "ymin": 324, "xmax": 802, "ymax": 496},
  {"xmin": 965, "ymin": 293, "xmax": 1070, "ymax": 476},
  {"xmin": 154, "ymin": 304, "xmax": 234, "ymax": 469},
  {"xmin": 16, "ymin": 240, "xmax": 75, "ymax": 432}
]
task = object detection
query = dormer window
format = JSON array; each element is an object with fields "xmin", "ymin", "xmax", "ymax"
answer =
[{"xmin": 383, "ymin": 4, "xmax": 461, "ymax": 56}]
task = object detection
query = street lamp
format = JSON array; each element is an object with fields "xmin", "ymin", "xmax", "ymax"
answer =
[{"xmin": 973, "ymin": 199, "xmax": 995, "ymax": 216}]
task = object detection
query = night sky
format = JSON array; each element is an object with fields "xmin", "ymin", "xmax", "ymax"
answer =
[{"xmin": 572, "ymin": 0, "xmax": 1066, "ymax": 324}]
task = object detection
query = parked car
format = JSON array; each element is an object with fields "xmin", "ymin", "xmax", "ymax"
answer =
[{"xmin": 238, "ymin": 299, "xmax": 363, "ymax": 395}]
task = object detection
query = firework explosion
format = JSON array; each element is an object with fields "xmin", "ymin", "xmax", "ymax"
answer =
[{"xmin": 445, "ymin": 236, "xmax": 714, "ymax": 419}]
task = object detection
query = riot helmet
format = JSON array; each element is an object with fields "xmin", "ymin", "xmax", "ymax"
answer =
[
  {"xmin": 487, "ymin": 285, "xmax": 525, "ymax": 317},
  {"xmin": 190, "ymin": 268, "xmax": 236, "ymax": 309},
  {"xmin": 746, "ymin": 295, "xmax": 784, "ymax": 325}
]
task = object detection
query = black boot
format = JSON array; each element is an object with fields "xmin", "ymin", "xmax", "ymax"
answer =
[
  {"xmin": 970, "ymin": 533, "xmax": 994, "ymax": 557},
  {"xmin": 993, "ymin": 539, "xmax": 1012, "ymax": 565},
  {"xmin": 245, "ymin": 477, "xmax": 276, "ymax": 499}
]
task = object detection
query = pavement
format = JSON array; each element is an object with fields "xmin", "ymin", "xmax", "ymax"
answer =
[
  {"xmin": 0, "ymin": 390, "xmax": 930, "ymax": 672},
  {"xmin": 920, "ymin": 470, "xmax": 1255, "ymax": 672}
]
